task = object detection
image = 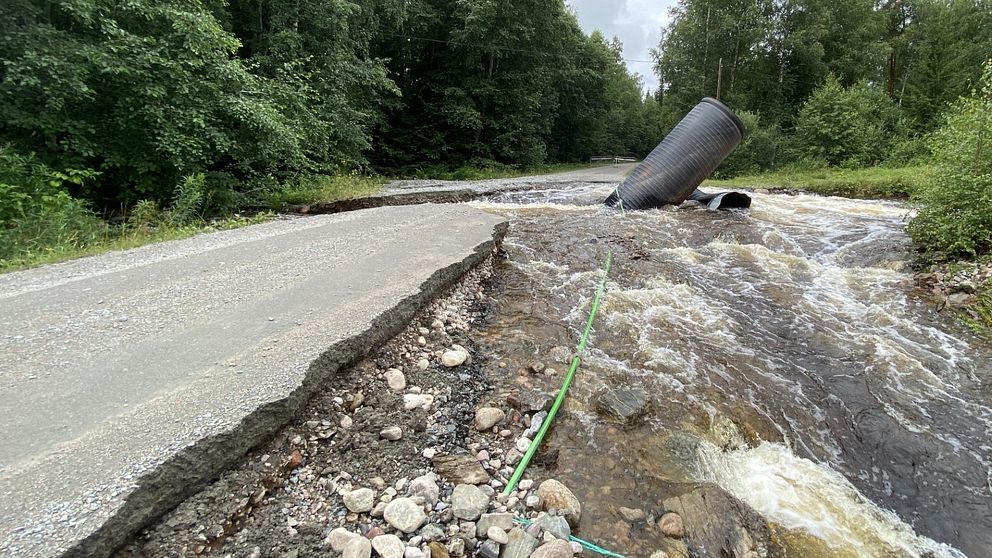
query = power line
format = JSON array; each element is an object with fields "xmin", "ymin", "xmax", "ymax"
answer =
[{"xmin": 384, "ymin": 33, "xmax": 656, "ymax": 65}]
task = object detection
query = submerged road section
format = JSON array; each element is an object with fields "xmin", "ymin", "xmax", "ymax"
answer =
[
  {"xmin": 0, "ymin": 204, "xmax": 507, "ymax": 557},
  {"xmin": 308, "ymin": 163, "xmax": 635, "ymax": 213}
]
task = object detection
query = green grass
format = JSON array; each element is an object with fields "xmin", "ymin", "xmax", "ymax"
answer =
[
  {"xmin": 1, "ymin": 213, "xmax": 273, "ymax": 273},
  {"xmin": 704, "ymin": 166, "xmax": 928, "ymax": 199},
  {"xmin": 3, "ymin": 173, "xmax": 382, "ymax": 274},
  {"xmin": 963, "ymin": 284, "xmax": 992, "ymax": 340},
  {"xmin": 266, "ymin": 174, "xmax": 385, "ymax": 209},
  {"xmin": 390, "ymin": 162, "xmax": 612, "ymax": 181}
]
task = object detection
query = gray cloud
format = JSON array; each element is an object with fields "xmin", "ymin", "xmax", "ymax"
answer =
[{"xmin": 567, "ymin": 0, "xmax": 676, "ymax": 93}]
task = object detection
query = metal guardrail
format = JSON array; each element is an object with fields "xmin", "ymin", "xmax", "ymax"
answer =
[{"xmin": 589, "ymin": 156, "xmax": 638, "ymax": 164}]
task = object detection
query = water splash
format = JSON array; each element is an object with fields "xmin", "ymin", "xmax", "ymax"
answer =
[{"xmin": 696, "ymin": 441, "xmax": 967, "ymax": 558}]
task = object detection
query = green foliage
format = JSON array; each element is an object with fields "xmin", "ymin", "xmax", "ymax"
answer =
[
  {"xmin": 962, "ymin": 282, "xmax": 992, "ymax": 340},
  {"xmin": 907, "ymin": 62, "xmax": 992, "ymax": 258},
  {"xmin": 369, "ymin": 1, "xmax": 661, "ymax": 172},
  {"xmin": 0, "ymin": 0, "xmax": 393, "ymax": 207},
  {"xmin": 128, "ymin": 200, "xmax": 163, "ymax": 231},
  {"xmin": 166, "ymin": 174, "xmax": 207, "ymax": 226},
  {"xmin": 0, "ymin": 146, "xmax": 108, "ymax": 266},
  {"xmin": 793, "ymin": 77, "xmax": 906, "ymax": 167},
  {"xmin": 653, "ymin": 0, "xmax": 989, "ymax": 176},
  {"xmin": 3, "ymin": 0, "xmax": 989, "ymax": 270},
  {"xmin": 885, "ymin": 134, "xmax": 929, "ymax": 167},
  {"xmin": 266, "ymin": 174, "xmax": 384, "ymax": 209},
  {"xmin": 894, "ymin": 0, "xmax": 992, "ymax": 132},
  {"xmin": 714, "ymin": 111, "xmax": 785, "ymax": 177},
  {"xmin": 705, "ymin": 165, "xmax": 925, "ymax": 199},
  {"xmin": 0, "ymin": 148, "xmax": 278, "ymax": 271}
]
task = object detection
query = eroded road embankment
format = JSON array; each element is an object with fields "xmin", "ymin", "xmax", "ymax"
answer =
[
  {"xmin": 0, "ymin": 204, "xmax": 507, "ymax": 558},
  {"xmin": 298, "ymin": 165, "xmax": 635, "ymax": 214}
]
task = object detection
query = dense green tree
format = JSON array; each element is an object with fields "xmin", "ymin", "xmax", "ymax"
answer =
[
  {"xmin": 224, "ymin": 0, "xmax": 399, "ymax": 169},
  {"xmin": 8, "ymin": 0, "xmax": 982, "ymax": 208},
  {"xmin": 653, "ymin": 0, "xmax": 989, "ymax": 175},
  {"xmin": 793, "ymin": 77, "xmax": 906, "ymax": 167},
  {"xmin": 366, "ymin": 0, "xmax": 656, "ymax": 172},
  {"xmin": 0, "ymin": 0, "xmax": 336, "ymax": 206},
  {"xmin": 908, "ymin": 61, "xmax": 992, "ymax": 257},
  {"xmin": 654, "ymin": 0, "xmax": 888, "ymax": 123},
  {"xmin": 895, "ymin": 0, "xmax": 992, "ymax": 131}
]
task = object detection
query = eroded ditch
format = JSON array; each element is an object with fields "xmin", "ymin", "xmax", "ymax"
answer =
[{"xmin": 119, "ymin": 180, "xmax": 992, "ymax": 558}]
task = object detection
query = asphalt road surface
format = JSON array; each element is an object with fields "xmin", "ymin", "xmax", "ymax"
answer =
[{"xmin": 0, "ymin": 204, "xmax": 507, "ymax": 557}]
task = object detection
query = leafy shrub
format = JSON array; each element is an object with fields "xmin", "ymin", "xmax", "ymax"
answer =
[
  {"xmin": 907, "ymin": 62, "xmax": 992, "ymax": 258},
  {"xmin": 166, "ymin": 174, "xmax": 206, "ymax": 226},
  {"xmin": 714, "ymin": 111, "xmax": 785, "ymax": 177},
  {"xmin": 0, "ymin": 147, "xmax": 106, "ymax": 266},
  {"xmin": 128, "ymin": 200, "xmax": 162, "ymax": 231},
  {"xmin": 0, "ymin": 1, "xmax": 376, "ymax": 206},
  {"xmin": 793, "ymin": 77, "xmax": 907, "ymax": 167},
  {"xmin": 885, "ymin": 134, "xmax": 929, "ymax": 166}
]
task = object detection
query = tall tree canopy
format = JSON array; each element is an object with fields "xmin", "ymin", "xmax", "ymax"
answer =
[
  {"xmin": 3, "ymin": 0, "xmax": 989, "ymax": 210},
  {"xmin": 0, "ymin": 0, "xmax": 658, "ymax": 207},
  {"xmin": 654, "ymin": 0, "xmax": 990, "ymax": 130}
]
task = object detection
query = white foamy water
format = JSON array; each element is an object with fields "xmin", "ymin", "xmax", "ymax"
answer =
[
  {"xmin": 480, "ymin": 185, "xmax": 992, "ymax": 556},
  {"xmin": 697, "ymin": 441, "xmax": 967, "ymax": 558}
]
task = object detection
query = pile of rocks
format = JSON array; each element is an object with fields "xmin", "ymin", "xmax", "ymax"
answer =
[
  {"xmin": 324, "ymin": 476, "xmax": 589, "ymax": 558},
  {"xmin": 918, "ymin": 260, "xmax": 992, "ymax": 309}
]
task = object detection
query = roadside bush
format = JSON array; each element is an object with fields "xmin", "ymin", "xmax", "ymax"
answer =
[
  {"xmin": 0, "ymin": 147, "xmax": 106, "ymax": 265},
  {"xmin": 166, "ymin": 174, "xmax": 207, "ymax": 226},
  {"xmin": 0, "ymin": 1, "xmax": 360, "ymax": 206},
  {"xmin": 793, "ymin": 77, "xmax": 907, "ymax": 167},
  {"xmin": 885, "ymin": 133, "xmax": 929, "ymax": 166},
  {"xmin": 907, "ymin": 62, "xmax": 992, "ymax": 258},
  {"xmin": 714, "ymin": 111, "xmax": 785, "ymax": 177}
]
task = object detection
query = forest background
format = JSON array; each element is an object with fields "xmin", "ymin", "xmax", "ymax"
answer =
[{"xmin": 1, "ymin": 0, "xmax": 991, "ymax": 266}]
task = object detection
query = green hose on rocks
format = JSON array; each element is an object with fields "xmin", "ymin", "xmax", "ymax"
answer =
[
  {"xmin": 502, "ymin": 250, "xmax": 613, "ymax": 496},
  {"xmin": 512, "ymin": 518, "xmax": 627, "ymax": 558},
  {"xmin": 500, "ymin": 251, "xmax": 626, "ymax": 558}
]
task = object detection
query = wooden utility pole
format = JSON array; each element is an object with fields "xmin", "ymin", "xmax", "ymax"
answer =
[{"xmin": 716, "ymin": 57, "xmax": 723, "ymax": 101}]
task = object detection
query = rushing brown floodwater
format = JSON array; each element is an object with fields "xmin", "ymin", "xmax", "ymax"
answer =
[{"xmin": 472, "ymin": 183, "xmax": 992, "ymax": 558}]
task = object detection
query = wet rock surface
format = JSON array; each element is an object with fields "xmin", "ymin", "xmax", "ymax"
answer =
[
  {"xmin": 595, "ymin": 385, "xmax": 649, "ymax": 427},
  {"xmin": 116, "ymin": 258, "xmax": 654, "ymax": 558},
  {"xmin": 662, "ymin": 484, "xmax": 771, "ymax": 556}
]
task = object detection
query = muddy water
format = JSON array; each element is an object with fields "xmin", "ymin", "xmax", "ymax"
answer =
[{"xmin": 472, "ymin": 184, "xmax": 992, "ymax": 558}]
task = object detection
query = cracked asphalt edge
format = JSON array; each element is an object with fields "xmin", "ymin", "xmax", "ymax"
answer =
[{"xmin": 59, "ymin": 220, "xmax": 509, "ymax": 558}]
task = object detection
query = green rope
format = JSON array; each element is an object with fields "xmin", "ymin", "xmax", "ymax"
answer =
[
  {"xmin": 502, "ymin": 251, "xmax": 613, "ymax": 496},
  {"xmin": 512, "ymin": 518, "xmax": 627, "ymax": 558}
]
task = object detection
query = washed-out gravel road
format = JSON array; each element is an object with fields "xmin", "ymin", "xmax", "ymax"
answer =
[{"xmin": 0, "ymin": 204, "xmax": 507, "ymax": 557}]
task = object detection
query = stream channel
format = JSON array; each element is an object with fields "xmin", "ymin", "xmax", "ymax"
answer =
[{"xmin": 470, "ymin": 181, "xmax": 992, "ymax": 558}]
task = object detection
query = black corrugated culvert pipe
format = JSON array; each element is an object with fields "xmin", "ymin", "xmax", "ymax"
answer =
[{"xmin": 605, "ymin": 97, "xmax": 749, "ymax": 210}]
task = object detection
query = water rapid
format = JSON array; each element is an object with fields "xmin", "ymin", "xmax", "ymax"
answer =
[{"xmin": 471, "ymin": 183, "xmax": 992, "ymax": 557}]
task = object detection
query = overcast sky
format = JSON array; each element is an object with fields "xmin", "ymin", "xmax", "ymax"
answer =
[{"xmin": 567, "ymin": 0, "xmax": 676, "ymax": 94}]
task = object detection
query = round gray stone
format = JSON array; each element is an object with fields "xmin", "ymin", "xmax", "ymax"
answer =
[{"xmin": 384, "ymin": 497, "xmax": 427, "ymax": 533}]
